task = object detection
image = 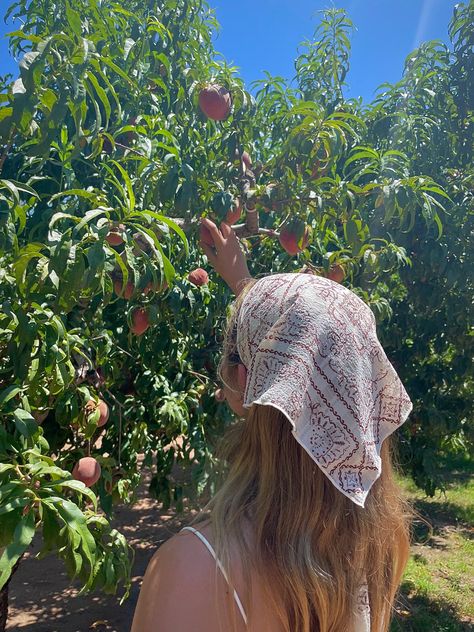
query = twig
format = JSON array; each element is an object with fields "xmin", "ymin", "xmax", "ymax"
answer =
[
  {"xmin": 106, "ymin": 389, "xmax": 123, "ymax": 467},
  {"xmin": 245, "ymin": 207, "xmax": 259, "ymax": 233},
  {"xmin": 186, "ymin": 369, "xmax": 210, "ymax": 384},
  {"xmin": 233, "ymin": 225, "xmax": 279, "ymax": 239},
  {"xmin": 113, "ymin": 141, "xmax": 148, "ymax": 158}
]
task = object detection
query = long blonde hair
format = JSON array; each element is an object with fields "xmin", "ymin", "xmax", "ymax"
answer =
[{"xmin": 192, "ymin": 277, "xmax": 412, "ymax": 631}]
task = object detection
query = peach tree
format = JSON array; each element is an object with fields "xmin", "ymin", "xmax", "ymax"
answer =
[{"xmin": 1, "ymin": 0, "xmax": 470, "ymax": 622}]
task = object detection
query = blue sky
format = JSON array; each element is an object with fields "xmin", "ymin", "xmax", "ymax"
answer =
[{"xmin": 1, "ymin": 0, "xmax": 458, "ymax": 102}]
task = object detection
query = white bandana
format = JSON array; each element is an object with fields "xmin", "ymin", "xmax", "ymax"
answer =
[{"xmin": 236, "ymin": 272, "xmax": 413, "ymax": 508}]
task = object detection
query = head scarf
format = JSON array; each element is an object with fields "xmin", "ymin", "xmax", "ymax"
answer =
[{"xmin": 235, "ymin": 272, "xmax": 413, "ymax": 508}]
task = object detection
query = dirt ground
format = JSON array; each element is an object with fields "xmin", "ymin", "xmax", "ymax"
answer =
[
  {"xmin": 6, "ymin": 466, "xmax": 194, "ymax": 632},
  {"xmin": 7, "ymin": 466, "xmax": 473, "ymax": 631}
]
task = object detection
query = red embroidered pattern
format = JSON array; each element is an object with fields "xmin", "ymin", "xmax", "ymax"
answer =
[{"xmin": 237, "ymin": 273, "xmax": 413, "ymax": 507}]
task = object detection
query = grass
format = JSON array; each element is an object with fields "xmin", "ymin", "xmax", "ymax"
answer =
[{"xmin": 390, "ymin": 455, "xmax": 474, "ymax": 632}]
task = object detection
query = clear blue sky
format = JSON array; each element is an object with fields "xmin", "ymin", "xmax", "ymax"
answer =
[{"xmin": 1, "ymin": 0, "xmax": 459, "ymax": 102}]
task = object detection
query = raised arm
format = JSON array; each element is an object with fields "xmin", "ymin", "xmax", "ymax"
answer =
[{"xmin": 199, "ymin": 217, "xmax": 253, "ymax": 296}]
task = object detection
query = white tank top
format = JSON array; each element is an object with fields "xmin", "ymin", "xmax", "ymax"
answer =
[
  {"xmin": 180, "ymin": 526, "xmax": 248, "ymax": 625},
  {"xmin": 180, "ymin": 526, "xmax": 371, "ymax": 631}
]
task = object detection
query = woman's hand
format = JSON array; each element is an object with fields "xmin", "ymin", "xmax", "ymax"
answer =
[{"xmin": 199, "ymin": 217, "xmax": 252, "ymax": 295}]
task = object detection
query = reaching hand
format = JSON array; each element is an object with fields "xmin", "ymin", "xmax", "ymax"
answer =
[{"xmin": 199, "ymin": 217, "xmax": 252, "ymax": 295}]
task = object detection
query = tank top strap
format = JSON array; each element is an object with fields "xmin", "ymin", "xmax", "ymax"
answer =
[{"xmin": 180, "ymin": 526, "xmax": 248, "ymax": 626}]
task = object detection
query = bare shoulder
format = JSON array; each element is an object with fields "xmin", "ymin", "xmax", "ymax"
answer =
[
  {"xmin": 131, "ymin": 523, "xmax": 228, "ymax": 632},
  {"xmin": 150, "ymin": 524, "xmax": 214, "ymax": 574}
]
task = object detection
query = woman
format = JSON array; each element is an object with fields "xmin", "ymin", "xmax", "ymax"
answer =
[{"xmin": 131, "ymin": 218, "xmax": 413, "ymax": 632}]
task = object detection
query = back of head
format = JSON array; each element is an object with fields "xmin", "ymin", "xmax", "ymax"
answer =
[{"xmin": 196, "ymin": 274, "xmax": 412, "ymax": 632}]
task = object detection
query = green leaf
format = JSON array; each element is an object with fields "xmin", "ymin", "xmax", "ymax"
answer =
[
  {"xmin": 0, "ymin": 385, "xmax": 21, "ymax": 405},
  {"xmin": 344, "ymin": 219, "xmax": 361, "ymax": 254},
  {"xmin": 0, "ymin": 511, "xmax": 35, "ymax": 590},
  {"xmin": 101, "ymin": 57, "xmax": 138, "ymax": 88},
  {"xmin": 86, "ymin": 71, "xmax": 111, "ymax": 127},
  {"xmin": 14, "ymin": 244, "xmax": 46, "ymax": 287},
  {"xmin": 109, "ymin": 161, "xmax": 135, "ymax": 212},
  {"xmin": 0, "ymin": 179, "xmax": 39, "ymax": 200},
  {"xmin": 0, "ymin": 497, "xmax": 29, "ymax": 516},
  {"xmin": 13, "ymin": 408, "xmax": 38, "ymax": 438},
  {"xmin": 74, "ymin": 208, "xmax": 109, "ymax": 233},
  {"xmin": 66, "ymin": 2, "xmax": 82, "ymax": 37},
  {"xmin": 50, "ymin": 189, "xmax": 99, "ymax": 203},
  {"xmin": 139, "ymin": 211, "xmax": 189, "ymax": 255},
  {"xmin": 109, "ymin": 249, "xmax": 129, "ymax": 287},
  {"xmin": 50, "ymin": 480, "xmax": 97, "ymax": 511},
  {"xmin": 433, "ymin": 213, "xmax": 443, "ymax": 240},
  {"xmin": 0, "ymin": 107, "xmax": 13, "ymax": 124},
  {"xmin": 123, "ymin": 38, "xmax": 136, "ymax": 60},
  {"xmin": 37, "ymin": 504, "xmax": 59, "ymax": 558}
]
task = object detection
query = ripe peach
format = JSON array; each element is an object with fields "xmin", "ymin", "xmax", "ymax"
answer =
[
  {"xmin": 114, "ymin": 280, "xmax": 135, "ymax": 299},
  {"xmin": 105, "ymin": 223, "xmax": 125, "ymax": 246},
  {"xmin": 120, "ymin": 117, "xmax": 138, "ymax": 146},
  {"xmin": 72, "ymin": 456, "xmax": 101, "ymax": 487},
  {"xmin": 327, "ymin": 264, "xmax": 345, "ymax": 284},
  {"xmin": 85, "ymin": 399, "xmax": 109, "ymax": 427},
  {"xmin": 33, "ymin": 410, "xmax": 49, "ymax": 424},
  {"xmin": 131, "ymin": 308, "xmax": 150, "ymax": 336},
  {"xmin": 279, "ymin": 220, "xmax": 310, "ymax": 256},
  {"xmin": 188, "ymin": 268, "xmax": 209, "ymax": 286},
  {"xmin": 198, "ymin": 84, "xmax": 232, "ymax": 121}
]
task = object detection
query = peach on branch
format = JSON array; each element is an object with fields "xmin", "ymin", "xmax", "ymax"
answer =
[
  {"xmin": 326, "ymin": 264, "xmax": 345, "ymax": 284},
  {"xmin": 102, "ymin": 136, "xmax": 114, "ymax": 154},
  {"xmin": 131, "ymin": 307, "xmax": 150, "ymax": 336},
  {"xmin": 85, "ymin": 398, "xmax": 109, "ymax": 427},
  {"xmin": 188, "ymin": 268, "xmax": 209, "ymax": 286},
  {"xmin": 105, "ymin": 223, "xmax": 126, "ymax": 246},
  {"xmin": 278, "ymin": 218, "xmax": 310, "ymax": 256},
  {"xmin": 33, "ymin": 409, "xmax": 49, "ymax": 424},
  {"xmin": 198, "ymin": 84, "xmax": 232, "ymax": 121},
  {"xmin": 214, "ymin": 388, "xmax": 225, "ymax": 402},
  {"xmin": 72, "ymin": 456, "xmax": 101, "ymax": 487},
  {"xmin": 114, "ymin": 279, "xmax": 135, "ymax": 300},
  {"xmin": 118, "ymin": 116, "xmax": 138, "ymax": 146}
]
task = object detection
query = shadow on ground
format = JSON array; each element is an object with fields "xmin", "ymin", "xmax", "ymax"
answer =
[
  {"xmin": 7, "ymin": 464, "xmax": 472, "ymax": 631},
  {"xmin": 412, "ymin": 497, "xmax": 473, "ymax": 540},
  {"xmin": 7, "ymin": 466, "xmax": 196, "ymax": 632},
  {"xmin": 391, "ymin": 583, "xmax": 473, "ymax": 632}
]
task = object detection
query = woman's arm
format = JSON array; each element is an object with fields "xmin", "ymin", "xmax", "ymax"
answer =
[{"xmin": 199, "ymin": 218, "xmax": 253, "ymax": 296}]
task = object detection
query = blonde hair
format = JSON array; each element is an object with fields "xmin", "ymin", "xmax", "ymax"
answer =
[{"xmin": 192, "ymin": 277, "xmax": 412, "ymax": 631}]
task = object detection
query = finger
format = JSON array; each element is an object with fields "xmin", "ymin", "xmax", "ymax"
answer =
[
  {"xmin": 200, "ymin": 241, "xmax": 218, "ymax": 266},
  {"xmin": 201, "ymin": 217, "xmax": 226, "ymax": 249},
  {"xmin": 219, "ymin": 221, "xmax": 233, "ymax": 238},
  {"xmin": 214, "ymin": 388, "xmax": 226, "ymax": 402}
]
